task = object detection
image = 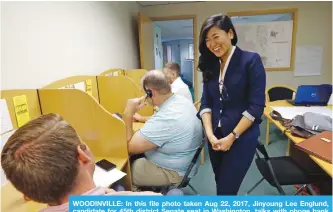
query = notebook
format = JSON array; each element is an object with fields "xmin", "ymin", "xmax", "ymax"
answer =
[{"xmin": 295, "ymin": 131, "xmax": 332, "ymax": 163}]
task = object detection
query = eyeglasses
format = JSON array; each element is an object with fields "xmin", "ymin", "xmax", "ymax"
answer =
[{"xmin": 219, "ymin": 80, "xmax": 230, "ymax": 101}]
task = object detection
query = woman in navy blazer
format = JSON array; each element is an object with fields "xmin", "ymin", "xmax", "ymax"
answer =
[{"xmin": 197, "ymin": 14, "xmax": 266, "ymax": 195}]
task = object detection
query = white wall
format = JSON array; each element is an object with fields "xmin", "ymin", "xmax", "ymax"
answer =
[
  {"xmin": 1, "ymin": 1, "xmax": 141, "ymax": 89},
  {"xmin": 143, "ymin": 1, "xmax": 332, "ymax": 99},
  {"xmin": 163, "ymin": 40, "xmax": 181, "ymax": 65},
  {"xmin": 153, "ymin": 23, "xmax": 163, "ymax": 70},
  {"xmin": 162, "ymin": 39, "xmax": 194, "ymax": 84}
]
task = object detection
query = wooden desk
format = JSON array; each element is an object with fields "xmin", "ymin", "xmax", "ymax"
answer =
[
  {"xmin": 133, "ymin": 122, "xmax": 144, "ymax": 132},
  {"xmin": 264, "ymin": 100, "xmax": 332, "ymax": 177},
  {"xmin": 1, "ymin": 157, "xmax": 127, "ymax": 212}
]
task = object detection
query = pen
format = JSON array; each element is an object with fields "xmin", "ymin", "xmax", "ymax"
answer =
[{"xmin": 320, "ymin": 138, "xmax": 331, "ymax": 143}]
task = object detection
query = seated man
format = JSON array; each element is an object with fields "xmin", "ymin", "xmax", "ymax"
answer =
[
  {"xmin": 163, "ymin": 62, "xmax": 193, "ymax": 102},
  {"xmin": 1, "ymin": 114, "xmax": 164, "ymax": 212},
  {"xmin": 123, "ymin": 70, "xmax": 202, "ymax": 191},
  {"xmin": 133, "ymin": 62, "xmax": 193, "ymax": 122}
]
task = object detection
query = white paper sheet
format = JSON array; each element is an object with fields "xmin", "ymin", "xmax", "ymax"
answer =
[
  {"xmin": 0, "ymin": 99, "xmax": 14, "ymax": 134},
  {"xmin": 74, "ymin": 82, "xmax": 86, "ymax": 92},
  {"xmin": 294, "ymin": 45, "xmax": 323, "ymax": 76},
  {"xmin": 93, "ymin": 166, "xmax": 126, "ymax": 188},
  {"xmin": 1, "ymin": 169, "xmax": 8, "ymax": 186},
  {"xmin": 271, "ymin": 106, "xmax": 332, "ymax": 120},
  {"xmin": 59, "ymin": 84, "xmax": 75, "ymax": 89},
  {"xmin": 1, "ymin": 130, "xmax": 16, "ymax": 186},
  {"xmin": 1, "ymin": 130, "xmax": 15, "ymax": 149},
  {"xmin": 112, "ymin": 114, "xmax": 124, "ymax": 122}
]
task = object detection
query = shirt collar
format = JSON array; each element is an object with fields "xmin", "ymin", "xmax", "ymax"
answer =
[
  {"xmin": 158, "ymin": 94, "xmax": 176, "ymax": 110},
  {"xmin": 171, "ymin": 77, "xmax": 182, "ymax": 86},
  {"xmin": 219, "ymin": 45, "xmax": 236, "ymax": 65},
  {"xmin": 219, "ymin": 45, "xmax": 236, "ymax": 82}
]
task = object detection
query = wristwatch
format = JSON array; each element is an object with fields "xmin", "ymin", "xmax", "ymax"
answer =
[{"xmin": 232, "ymin": 131, "xmax": 240, "ymax": 139}]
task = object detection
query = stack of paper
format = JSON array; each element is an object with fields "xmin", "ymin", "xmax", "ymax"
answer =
[
  {"xmin": 1, "ymin": 130, "xmax": 16, "ymax": 186},
  {"xmin": 74, "ymin": 82, "xmax": 86, "ymax": 92},
  {"xmin": 0, "ymin": 99, "xmax": 13, "ymax": 134},
  {"xmin": 93, "ymin": 166, "xmax": 126, "ymax": 188},
  {"xmin": 271, "ymin": 106, "xmax": 333, "ymax": 120}
]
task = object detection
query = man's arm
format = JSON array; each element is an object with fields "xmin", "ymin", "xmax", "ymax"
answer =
[
  {"xmin": 133, "ymin": 113, "xmax": 150, "ymax": 123},
  {"xmin": 123, "ymin": 96, "xmax": 159, "ymax": 155},
  {"xmin": 123, "ymin": 114, "xmax": 158, "ymax": 155}
]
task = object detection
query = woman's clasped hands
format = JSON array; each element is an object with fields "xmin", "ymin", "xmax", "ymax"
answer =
[{"xmin": 208, "ymin": 133, "xmax": 236, "ymax": 152}]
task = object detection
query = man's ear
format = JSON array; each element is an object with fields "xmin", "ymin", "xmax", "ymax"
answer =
[{"xmin": 77, "ymin": 144, "xmax": 91, "ymax": 164}]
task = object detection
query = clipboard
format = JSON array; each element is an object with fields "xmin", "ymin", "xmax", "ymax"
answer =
[{"xmin": 295, "ymin": 131, "xmax": 332, "ymax": 163}]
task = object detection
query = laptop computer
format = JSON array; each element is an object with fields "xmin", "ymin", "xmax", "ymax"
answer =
[{"xmin": 287, "ymin": 85, "xmax": 332, "ymax": 106}]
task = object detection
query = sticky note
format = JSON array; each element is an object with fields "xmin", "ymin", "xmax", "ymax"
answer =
[
  {"xmin": 85, "ymin": 79, "xmax": 93, "ymax": 96},
  {"xmin": 12, "ymin": 95, "xmax": 30, "ymax": 127}
]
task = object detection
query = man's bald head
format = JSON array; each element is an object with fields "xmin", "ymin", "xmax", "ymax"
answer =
[{"xmin": 142, "ymin": 70, "xmax": 171, "ymax": 95}]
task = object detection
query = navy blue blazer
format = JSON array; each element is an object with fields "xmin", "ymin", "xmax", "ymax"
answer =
[{"xmin": 198, "ymin": 46, "xmax": 266, "ymax": 138}]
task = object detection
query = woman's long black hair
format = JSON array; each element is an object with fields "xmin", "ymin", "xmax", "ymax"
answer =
[{"xmin": 198, "ymin": 14, "xmax": 238, "ymax": 82}]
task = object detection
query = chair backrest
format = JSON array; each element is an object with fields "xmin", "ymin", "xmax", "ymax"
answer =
[
  {"xmin": 177, "ymin": 129, "xmax": 207, "ymax": 188},
  {"xmin": 267, "ymin": 86, "xmax": 295, "ymax": 102},
  {"xmin": 255, "ymin": 141, "xmax": 270, "ymax": 161}
]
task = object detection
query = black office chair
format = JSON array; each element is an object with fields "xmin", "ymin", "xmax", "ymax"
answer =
[
  {"xmin": 246, "ymin": 141, "xmax": 322, "ymax": 195},
  {"xmin": 266, "ymin": 85, "xmax": 296, "ymax": 102},
  {"xmin": 139, "ymin": 130, "xmax": 207, "ymax": 195}
]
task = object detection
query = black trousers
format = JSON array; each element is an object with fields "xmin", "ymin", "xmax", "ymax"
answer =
[
  {"xmin": 208, "ymin": 128, "xmax": 258, "ymax": 195},
  {"xmin": 129, "ymin": 153, "xmax": 145, "ymax": 164}
]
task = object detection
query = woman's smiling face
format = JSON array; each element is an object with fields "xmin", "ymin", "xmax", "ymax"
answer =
[{"xmin": 205, "ymin": 26, "xmax": 234, "ymax": 59}]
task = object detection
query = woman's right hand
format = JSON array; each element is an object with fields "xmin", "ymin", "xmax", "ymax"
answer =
[{"xmin": 208, "ymin": 134, "xmax": 219, "ymax": 146}]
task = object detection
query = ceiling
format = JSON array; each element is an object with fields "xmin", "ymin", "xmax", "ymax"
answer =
[
  {"xmin": 154, "ymin": 19, "xmax": 193, "ymax": 42},
  {"xmin": 137, "ymin": 1, "xmax": 201, "ymax": 7}
]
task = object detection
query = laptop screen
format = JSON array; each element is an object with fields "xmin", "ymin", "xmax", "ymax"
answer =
[{"xmin": 294, "ymin": 85, "xmax": 331, "ymax": 104}]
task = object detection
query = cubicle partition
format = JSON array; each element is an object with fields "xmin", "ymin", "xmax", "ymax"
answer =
[
  {"xmin": 100, "ymin": 69, "xmax": 125, "ymax": 76},
  {"xmin": 124, "ymin": 69, "xmax": 147, "ymax": 88},
  {"xmin": 97, "ymin": 76, "xmax": 154, "ymax": 116},
  {"xmin": 43, "ymin": 75, "xmax": 99, "ymax": 101},
  {"xmin": 1, "ymin": 90, "xmax": 44, "ymax": 212},
  {"xmin": 1, "ymin": 89, "xmax": 132, "ymax": 212},
  {"xmin": 38, "ymin": 89, "xmax": 132, "ymax": 188}
]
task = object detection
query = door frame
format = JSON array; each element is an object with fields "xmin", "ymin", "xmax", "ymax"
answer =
[{"xmin": 149, "ymin": 15, "xmax": 199, "ymax": 102}]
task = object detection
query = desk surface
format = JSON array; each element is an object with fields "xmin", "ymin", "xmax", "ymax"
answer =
[
  {"xmin": 264, "ymin": 100, "xmax": 332, "ymax": 177},
  {"xmin": 1, "ymin": 157, "xmax": 127, "ymax": 212},
  {"xmin": 133, "ymin": 122, "xmax": 144, "ymax": 132}
]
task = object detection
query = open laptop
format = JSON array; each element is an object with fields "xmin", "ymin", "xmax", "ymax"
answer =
[{"xmin": 287, "ymin": 85, "xmax": 332, "ymax": 106}]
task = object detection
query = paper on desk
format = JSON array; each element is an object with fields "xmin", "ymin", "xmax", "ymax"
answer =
[
  {"xmin": 1, "ymin": 130, "xmax": 15, "ymax": 150},
  {"xmin": 93, "ymin": 166, "xmax": 126, "ymax": 187},
  {"xmin": 0, "ymin": 99, "xmax": 13, "ymax": 134},
  {"xmin": 271, "ymin": 106, "xmax": 333, "ymax": 120},
  {"xmin": 1, "ymin": 169, "xmax": 8, "ymax": 186},
  {"xmin": 59, "ymin": 84, "xmax": 75, "ymax": 89},
  {"xmin": 74, "ymin": 82, "xmax": 86, "ymax": 92},
  {"xmin": 1, "ymin": 130, "xmax": 15, "ymax": 186}
]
